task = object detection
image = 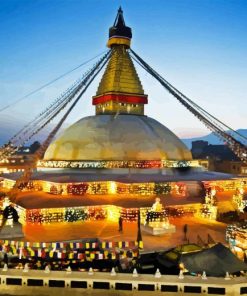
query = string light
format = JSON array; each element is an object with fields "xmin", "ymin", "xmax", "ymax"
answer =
[
  {"xmin": 37, "ymin": 159, "xmax": 200, "ymax": 169},
  {"xmin": 108, "ymin": 181, "xmax": 117, "ymax": 194},
  {"xmin": 202, "ymin": 180, "xmax": 247, "ymax": 192},
  {"xmin": 2, "ymin": 178, "xmax": 187, "ymax": 196}
]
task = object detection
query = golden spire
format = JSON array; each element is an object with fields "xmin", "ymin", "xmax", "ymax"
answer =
[
  {"xmin": 92, "ymin": 8, "xmax": 148, "ymax": 115},
  {"xmin": 96, "ymin": 47, "xmax": 145, "ymax": 96}
]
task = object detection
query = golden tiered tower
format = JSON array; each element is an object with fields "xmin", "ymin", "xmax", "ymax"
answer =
[
  {"xmin": 42, "ymin": 7, "xmax": 193, "ymax": 162},
  {"xmin": 92, "ymin": 7, "xmax": 148, "ymax": 115}
]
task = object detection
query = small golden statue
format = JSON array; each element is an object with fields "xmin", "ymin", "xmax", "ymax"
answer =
[{"xmin": 151, "ymin": 197, "xmax": 163, "ymax": 212}]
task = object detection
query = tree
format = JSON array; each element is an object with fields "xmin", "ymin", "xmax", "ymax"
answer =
[{"xmin": 30, "ymin": 141, "xmax": 41, "ymax": 153}]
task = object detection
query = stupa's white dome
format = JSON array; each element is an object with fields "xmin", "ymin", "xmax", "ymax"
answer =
[{"xmin": 44, "ymin": 115, "xmax": 192, "ymax": 161}]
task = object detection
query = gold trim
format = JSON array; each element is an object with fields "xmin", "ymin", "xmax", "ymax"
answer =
[{"xmin": 107, "ymin": 37, "xmax": 131, "ymax": 48}]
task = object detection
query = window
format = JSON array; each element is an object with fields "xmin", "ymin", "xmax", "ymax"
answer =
[
  {"xmin": 115, "ymin": 283, "xmax": 132, "ymax": 290},
  {"xmin": 93, "ymin": 282, "xmax": 110, "ymax": 289},
  {"xmin": 240, "ymin": 287, "xmax": 247, "ymax": 295},
  {"xmin": 27, "ymin": 279, "xmax": 44, "ymax": 287},
  {"xmin": 184, "ymin": 286, "xmax": 202, "ymax": 293},
  {"xmin": 138, "ymin": 284, "xmax": 155, "ymax": 291},
  {"xmin": 71, "ymin": 281, "xmax": 87, "ymax": 288},
  {"xmin": 6, "ymin": 278, "xmax": 22, "ymax": 285},
  {"xmin": 208, "ymin": 287, "xmax": 225, "ymax": 295},
  {"xmin": 161, "ymin": 285, "xmax": 178, "ymax": 292},
  {"xmin": 49, "ymin": 280, "xmax": 65, "ymax": 288}
]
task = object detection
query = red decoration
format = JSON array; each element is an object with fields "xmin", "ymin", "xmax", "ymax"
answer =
[{"xmin": 92, "ymin": 93, "xmax": 148, "ymax": 105}]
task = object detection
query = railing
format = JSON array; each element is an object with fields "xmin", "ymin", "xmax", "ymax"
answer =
[{"xmin": 0, "ymin": 269, "xmax": 246, "ymax": 296}]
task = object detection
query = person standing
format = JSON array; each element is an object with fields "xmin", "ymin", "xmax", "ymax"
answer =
[
  {"xmin": 3, "ymin": 253, "xmax": 8, "ymax": 267},
  {"xmin": 118, "ymin": 216, "xmax": 123, "ymax": 232},
  {"xmin": 183, "ymin": 224, "xmax": 188, "ymax": 241}
]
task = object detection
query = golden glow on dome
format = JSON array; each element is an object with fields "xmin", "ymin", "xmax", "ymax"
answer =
[{"xmin": 44, "ymin": 115, "xmax": 192, "ymax": 162}]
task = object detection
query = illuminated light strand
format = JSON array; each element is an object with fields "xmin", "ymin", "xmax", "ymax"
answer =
[
  {"xmin": 13, "ymin": 204, "xmax": 201, "ymax": 225},
  {"xmin": 2, "ymin": 178, "xmax": 186, "ymax": 196},
  {"xmin": 37, "ymin": 159, "xmax": 200, "ymax": 169},
  {"xmin": 202, "ymin": 180, "xmax": 247, "ymax": 192}
]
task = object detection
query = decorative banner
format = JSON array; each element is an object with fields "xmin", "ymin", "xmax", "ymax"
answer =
[
  {"xmin": 1, "ymin": 239, "xmax": 139, "ymax": 250},
  {"xmin": 0, "ymin": 239, "xmax": 140, "ymax": 261}
]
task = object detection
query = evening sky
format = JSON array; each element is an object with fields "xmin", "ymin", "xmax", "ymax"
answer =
[{"xmin": 0, "ymin": 0, "xmax": 246, "ymax": 140}]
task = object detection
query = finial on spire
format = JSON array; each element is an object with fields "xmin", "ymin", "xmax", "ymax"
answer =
[
  {"xmin": 114, "ymin": 6, "xmax": 125, "ymax": 27},
  {"xmin": 107, "ymin": 7, "xmax": 132, "ymax": 48}
]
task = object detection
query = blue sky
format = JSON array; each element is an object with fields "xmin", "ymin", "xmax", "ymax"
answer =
[{"xmin": 0, "ymin": 0, "xmax": 246, "ymax": 141}]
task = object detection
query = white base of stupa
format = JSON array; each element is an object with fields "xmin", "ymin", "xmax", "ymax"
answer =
[
  {"xmin": 0, "ymin": 223, "xmax": 24, "ymax": 239},
  {"xmin": 141, "ymin": 222, "xmax": 176, "ymax": 236}
]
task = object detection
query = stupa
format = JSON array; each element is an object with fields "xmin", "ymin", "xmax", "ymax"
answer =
[
  {"xmin": 2, "ymin": 8, "xmax": 245, "ymax": 226},
  {"xmin": 41, "ymin": 7, "xmax": 192, "ymax": 168}
]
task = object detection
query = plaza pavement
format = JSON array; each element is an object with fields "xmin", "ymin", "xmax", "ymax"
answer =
[{"xmin": 23, "ymin": 216, "xmax": 227, "ymax": 252}]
